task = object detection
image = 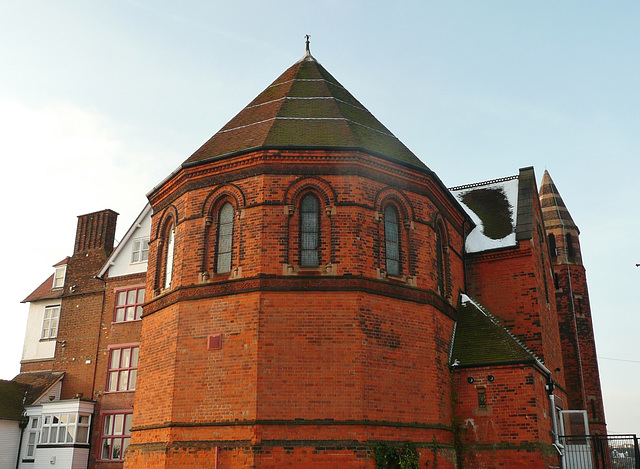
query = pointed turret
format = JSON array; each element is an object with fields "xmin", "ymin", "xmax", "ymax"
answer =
[
  {"xmin": 183, "ymin": 44, "xmax": 426, "ymax": 169},
  {"xmin": 540, "ymin": 170, "xmax": 581, "ymax": 264},
  {"xmin": 540, "ymin": 170, "xmax": 607, "ymax": 435}
]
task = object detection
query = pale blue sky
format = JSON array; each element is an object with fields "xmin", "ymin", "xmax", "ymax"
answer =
[{"xmin": 1, "ymin": 1, "xmax": 638, "ymax": 436}]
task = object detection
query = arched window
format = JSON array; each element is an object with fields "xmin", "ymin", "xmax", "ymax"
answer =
[
  {"xmin": 384, "ymin": 205, "xmax": 400, "ymax": 276},
  {"xmin": 566, "ymin": 233, "xmax": 574, "ymax": 258},
  {"xmin": 548, "ymin": 233, "xmax": 557, "ymax": 257},
  {"xmin": 300, "ymin": 194, "xmax": 319, "ymax": 267},
  {"xmin": 216, "ymin": 203, "xmax": 234, "ymax": 273},
  {"xmin": 164, "ymin": 224, "xmax": 175, "ymax": 289},
  {"xmin": 435, "ymin": 224, "xmax": 446, "ymax": 296}
]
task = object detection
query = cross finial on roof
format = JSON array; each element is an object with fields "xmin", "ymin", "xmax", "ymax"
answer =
[{"xmin": 305, "ymin": 34, "xmax": 311, "ymax": 53}]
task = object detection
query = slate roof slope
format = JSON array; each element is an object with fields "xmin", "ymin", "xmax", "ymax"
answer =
[
  {"xmin": 183, "ymin": 49, "xmax": 426, "ymax": 169},
  {"xmin": 450, "ymin": 294, "xmax": 542, "ymax": 368},
  {"xmin": 22, "ymin": 257, "xmax": 69, "ymax": 303},
  {"xmin": 12, "ymin": 371, "xmax": 65, "ymax": 405},
  {"xmin": 0, "ymin": 371, "xmax": 64, "ymax": 420},
  {"xmin": 539, "ymin": 170, "xmax": 578, "ymax": 232}
]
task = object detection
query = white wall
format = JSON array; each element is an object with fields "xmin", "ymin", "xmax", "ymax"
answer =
[
  {"xmin": 0, "ymin": 419, "xmax": 21, "ymax": 469},
  {"xmin": 21, "ymin": 300, "xmax": 58, "ymax": 363},
  {"xmin": 107, "ymin": 208, "xmax": 151, "ymax": 278}
]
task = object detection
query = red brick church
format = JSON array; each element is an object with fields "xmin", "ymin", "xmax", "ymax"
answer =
[{"xmin": 4, "ymin": 43, "xmax": 606, "ymax": 469}]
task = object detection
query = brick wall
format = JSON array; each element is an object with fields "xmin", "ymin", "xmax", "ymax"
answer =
[{"xmin": 127, "ymin": 149, "xmax": 468, "ymax": 468}]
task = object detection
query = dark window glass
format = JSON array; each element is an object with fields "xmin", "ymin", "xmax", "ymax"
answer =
[
  {"xmin": 216, "ymin": 203, "xmax": 234, "ymax": 273},
  {"xmin": 478, "ymin": 388, "xmax": 487, "ymax": 408},
  {"xmin": 566, "ymin": 233, "xmax": 574, "ymax": 258},
  {"xmin": 301, "ymin": 195, "xmax": 319, "ymax": 267},
  {"xmin": 548, "ymin": 233, "xmax": 557, "ymax": 257},
  {"xmin": 384, "ymin": 206, "xmax": 400, "ymax": 276}
]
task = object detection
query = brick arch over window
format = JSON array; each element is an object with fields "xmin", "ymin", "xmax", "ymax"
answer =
[
  {"xmin": 200, "ymin": 186, "xmax": 245, "ymax": 279},
  {"xmin": 282, "ymin": 176, "xmax": 337, "ymax": 208},
  {"xmin": 152, "ymin": 206, "xmax": 179, "ymax": 294},
  {"xmin": 433, "ymin": 214, "xmax": 451, "ymax": 301},
  {"xmin": 374, "ymin": 188, "xmax": 415, "ymax": 281},
  {"xmin": 282, "ymin": 177, "xmax": 337, "ymax": 272}
]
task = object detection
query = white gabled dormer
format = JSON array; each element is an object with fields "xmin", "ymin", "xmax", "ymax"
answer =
[{"xmin": 97, "ymin": 203, "xmax": 152, "ymax": 279}]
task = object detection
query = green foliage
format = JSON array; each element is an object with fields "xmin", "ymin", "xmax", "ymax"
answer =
[{"xmin": 372, "ymin": 441, "xmax": 420, "ymax": 469}]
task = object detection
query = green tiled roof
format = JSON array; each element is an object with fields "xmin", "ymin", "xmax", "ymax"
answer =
[
  {"xmin": 183, "ymin": 52, "xmax": 427, "ymax": 169},
  {"xmin": 450, "ymin": 295, "xmax": 540, "ymax": 368}
]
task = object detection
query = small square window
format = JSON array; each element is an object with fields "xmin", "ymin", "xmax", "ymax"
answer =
[
  {"xmin": 41, "ymin": 306, "xmax": 60, "ymax": 339},
  {"xmin": 477, "ymin": 388, "xmax": 487, "ymax": 408},
  {"xmin": 131, "ymin": 238, "xmax": 150, "ymax": 264},
  {"xmin": 114, "ymin": 287, "xmax": 145, "ymax": 322},
  {"xmin": 52, "ymin": 266, "xmax": 66, "ymax": 289}
]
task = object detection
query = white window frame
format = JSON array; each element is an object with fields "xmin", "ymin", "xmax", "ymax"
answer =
[
  {"xmin": 164, "ymin": 226, "xmax": 175, "ymax": 289},
  {"xmin": 23, "ymin": 417, "xmax": 40, "ymax": 460},
  {"xmin": 52, "ymin": 265, "xmax": 66, "ymax": 289},
  {"xmin": 39, "ymin": 412, "xmax": 91, "ymax": 445},
  {"xmin": 41, "ymin": 305, "xmax": 60, "ymax": 340},
  {"xmin": 131, "ymin": 237, "xmax": 150, "ymax": 264}
]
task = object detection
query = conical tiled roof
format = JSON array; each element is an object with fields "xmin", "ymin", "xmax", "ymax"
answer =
[
  {"xmin": 539, "ymin": 170, "xmax": 578, "ymax": 231},
  {"xmin": 183, "ymin": 49, "xmax": 426, "ymax": 169}
]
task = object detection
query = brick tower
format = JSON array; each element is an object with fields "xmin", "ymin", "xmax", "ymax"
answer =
[
  {"xmin": 540, "ymin": 171, "xmax": 607, "ymax": 435},
  {"xmin": 125, "ymin": 45, "xmax": 469, "ymax": 468}
]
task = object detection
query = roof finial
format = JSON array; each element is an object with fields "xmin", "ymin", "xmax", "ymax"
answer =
[{"xmin": 299, "ymin": 34, "xmax": 315, "ymax": 62}]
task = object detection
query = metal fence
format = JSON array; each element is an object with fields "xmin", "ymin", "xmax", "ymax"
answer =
[{"xmin": 559, "ymin": 434, "xmax": 640, "ymax": 469}]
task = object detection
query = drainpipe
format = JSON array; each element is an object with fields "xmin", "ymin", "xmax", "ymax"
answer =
[
  {"xmin": 15, "ymin": 393, "xmax": 28, "ymax": 469},
  {"xmin": 547, "ymin": 377, "xmax": 564, "ymax": 460}
]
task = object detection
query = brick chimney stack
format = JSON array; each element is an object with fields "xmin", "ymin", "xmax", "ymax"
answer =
[{"xmin": 73, "ymin": 209, "xmax": 118, "ymax": 255}]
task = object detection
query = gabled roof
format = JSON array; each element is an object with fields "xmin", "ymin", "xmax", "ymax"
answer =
[
  {"xmin": 182, "ymin": 48, "xmax": 427, "ymax": 169},
  {"xmin": 450, "ymin": 175, "xmax": 519, "ymax": 253},
  {"xmin": 22, "ymin": 257, "xmax": 69, "ymax": 303},
  {"xmin": 12, "ymin": 371, "xmax": 65, "ymax": 405},
  {"xmin": 539, "ymin": 170, "xmax": 578, "ymax": 232},
  {"xmin": 450, "ymin": 294, "xmax": 542, "ymax": 368},
  {"xmin": 0, "ymin": 371, "xmax": 65, "ymax": 420},
  {"xmin": 97, "ymin": 203, "xmax": 152, "ymax": 279},
  {"xmin": 449, "ymin": 167, "xmax": 542, "ymax": 254}
]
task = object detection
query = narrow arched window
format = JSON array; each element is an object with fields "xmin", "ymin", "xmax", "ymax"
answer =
[
  {"xmin": 566, "ymin": 233, "xmax": 574, "ymax": 258},
  {"xmin": 216, "ymin": 203, "xmax": 234, "ymax": 273},
  {"xmin": 300, "ymin": 194, "xmax": 319, "ymax": 267},
  {"xmin": 548, "ymin": 233, "xmax": 557, "ymax": 257},
  {"xmin": 436, "ymin": 225, "xmax": 446, "ymax": 296},
  {"xmin": 164, "ymin": 224, "xmax": 175, "ymax": 289},
  {"xmin": 384, "ymin": 205, "xmax": 400, "ymax": 276}
]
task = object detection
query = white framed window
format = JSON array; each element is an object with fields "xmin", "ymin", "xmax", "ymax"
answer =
[
  {"xmin": 107, "ymin": 345, "xmax": 139, "ymax": 392},
  {"xmin": 164, "ymin": 225, "xmax": 175, "ymax": 289},
  {"xmin": 23, "ymin": 417, "xmax": 40, "ymax": 459},
  {"xmin": 100, "ymin": 412, "xmax": 133, "ymax": 461},
  {"xmin": 52, "ymin": 265, "xmax": 66, "ymax": 289},
  {"xmin": 40, "ymin": 413, "xmax": 90, "ymax": 445},
  {"xmin": 131, "ymin": 237, "xmax": 149, "ymax": 263},
  {"xmin": 41, "ymin": 306, "xmax": 60, "ymax": 340},
  {"xmin": 114, "ymin": 287, "xmax": 145, "ymax": 322}
]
